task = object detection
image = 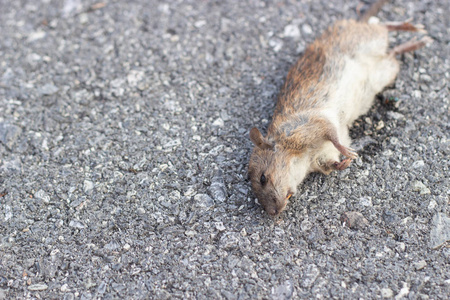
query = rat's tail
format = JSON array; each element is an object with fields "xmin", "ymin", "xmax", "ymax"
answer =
[{"xmin": 358, "ymin": 0, "xmax": 389, "ymax": 22}]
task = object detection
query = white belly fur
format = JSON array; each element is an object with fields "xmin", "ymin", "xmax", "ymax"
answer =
[
  {"xmin": 329, "ymin": 54, "xmax": 399, "ymax": 127},
  {"xmin": 315, "ymin": 53, "xmax": 399, "ymax": 163}
]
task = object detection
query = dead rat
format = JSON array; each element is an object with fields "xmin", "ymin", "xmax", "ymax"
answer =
[{"xmin": 248, "ymin": 0, "xmax": 432, "ymax": 216}]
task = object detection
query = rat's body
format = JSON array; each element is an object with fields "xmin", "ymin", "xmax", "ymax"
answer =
[{"xmin": 248, "ymin": 0, "xmax": 431, "ymax": 216}]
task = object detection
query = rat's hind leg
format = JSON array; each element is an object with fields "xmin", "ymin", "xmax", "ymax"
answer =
[
  {"xmin": 390, "ymin": 36, "xmax": 433, "ymax": 56},
  {"xmin": 383, "ymin": 20, "xmax": 425, "ymax": 32}
]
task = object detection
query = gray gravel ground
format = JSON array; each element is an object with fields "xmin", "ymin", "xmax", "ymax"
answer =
[{"xmin": 0, "ymin": 0, "xmax": 449, "ymax": 299}]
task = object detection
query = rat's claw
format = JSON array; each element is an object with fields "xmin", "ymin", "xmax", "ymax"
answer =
[
  {"xmin": 348, "ymin": 149, "xmax": 358, "ymax": 159},
  {"xmin": 342, "ymin": 146, "xmax": 358, "ymax": 159}
]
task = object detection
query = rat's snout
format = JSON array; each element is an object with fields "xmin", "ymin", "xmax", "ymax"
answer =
[
  {"xmin": 265, "ymin": 196, "xmax": 288, "ymax": 217},
  {"xmin": 257, "ymin": 196, "xmax": 282, "ymax": 217},
  {"xmin": 267, "ymin": 207, "xmax": 279, "ymax": 216}
]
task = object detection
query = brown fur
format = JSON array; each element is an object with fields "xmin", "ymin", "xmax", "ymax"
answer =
[{"xmin": 269, "ymin": 20, "xmax": 388, "ymax": 138}]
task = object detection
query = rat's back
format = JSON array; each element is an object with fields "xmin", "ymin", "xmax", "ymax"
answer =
[{"xmin": 270, "ymin": 20, "xmax": 396, "ymax": 134}]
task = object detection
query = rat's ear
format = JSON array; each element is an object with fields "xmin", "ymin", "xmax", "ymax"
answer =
[{"xmin": 250, "ymin": 127, "xmax": 272, "ymax": 150}]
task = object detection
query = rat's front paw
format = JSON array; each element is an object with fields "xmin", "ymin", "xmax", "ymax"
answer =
[{"xmin": 331, "ymin": 158, "xmax": 353, "ymax": 170}]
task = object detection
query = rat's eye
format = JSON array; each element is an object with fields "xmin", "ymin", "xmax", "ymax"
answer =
[{"xmin": 260, "ymin": 174, "xmax": 267, "ymax": 185}]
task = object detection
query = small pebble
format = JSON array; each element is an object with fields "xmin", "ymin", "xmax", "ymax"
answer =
[
  {"xmin": 39, "ymin": 83, "xmax": 59, "ymax": 95},
  {"xmin": 4, "ymin": 206, "xmax": 13, "ymax": 222},
  {"xmin": 397, "ymin": 242, "xmax": 406, "ymax": 252},
  {"xmin": 194, "ymin": 20, "xmax": 206, "ymax": 28},
  {"xmin": 27, "ymin": 31, "xmax": 46, "ymax": 42},
  {"xmin": 69, "ymin": 220, "xmax": 86, "ymax": 229},
  {"xmin": 412, "ymin": 181, "xmax": 431, "ymax": 195},
  {"xmin": 0, "ymin": 123, "xmax": 22, "ymax": 150},
  {"xmin": 302, "ymin": 24, "xmax": 312, "ymax": 35},
  {"xmin": 169, "ymin": 190, "xmax": 181, "ymax": 200},
  {"xmin": 215, "ymin": 222, "xmax": 226, "ymax": 231},
  {"xmin": 387, "ymin": 111, "xmax": 404, "ymax": 120},
  {"xmin": 375, "ymin": 120, "xmax": 385, "ymax": 130},
  {"xmin": 412, "ymin": 160, "xmax": 425, "ymax": 169},
  {"xmin": 240, "ymin": 228, "xmax": 247, "ymax": 236},
  {"xmin": 341, "ymin": 211, "xmax": 369, "ymax": 230},
  {"xmin": 184, "ymin": 186, "xmax": 197, "ymax": 197},
  {"xmin": 79, "ymin": 13, "xmax": 88, "ymax": 24},
  {"xmin": 429, "ymin": 213, "xmax": 450, "ymax": 249},
  {"xmin": 269, "ymin": 39, "xmax": 283, "ymax": 52},
  {"xmin": 381, "ymin": 288, "xmax": 394, "ymax": 298},
  {"xmin": 34, "ymin": 189, "xmax": 50, "ymax": 203},
  {"xmin": 83, "ymin": 180, "xmax": 94, "ymax": 193},
  {"xmin": 283, "ymin": 24, "xmax": 300, "ymax": 38},
  {"xmin": 185, "ymin": 230, "xmax": 197, "ymax": 237},
  {"xmin": 193, "ymin": 194, "xmax": 214, "ymax": 211},
  {"xmin": 359, "ymin": 196, "xmax": 372, "ymax": 207},
  {"xmin": 428, "ymin": 199, "xmax": 437, "ymax": 210},
  {"xmin": 395, "ymin": 282, "xmax": 410, "ymax": 300},
  {"xmin": 414, "ymin": 260, "xmax": 427, "ymax": 270},
  {"xmin": 212, "ymin": 118, "xmax": 224, "ymax": 127},
  {"xmin": 28, "ymin": 283, "xmax": 48, "ymax": 291}
]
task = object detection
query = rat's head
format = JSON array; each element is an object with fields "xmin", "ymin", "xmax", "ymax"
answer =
[{"xmin": 248, "ymin": 128, "xmax": 309, "ymax": 216}]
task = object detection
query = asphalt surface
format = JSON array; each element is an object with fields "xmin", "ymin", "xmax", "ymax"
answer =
[{"xmin": 0, "ymin": 0, "xmax": 449, "ymax": 299}]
